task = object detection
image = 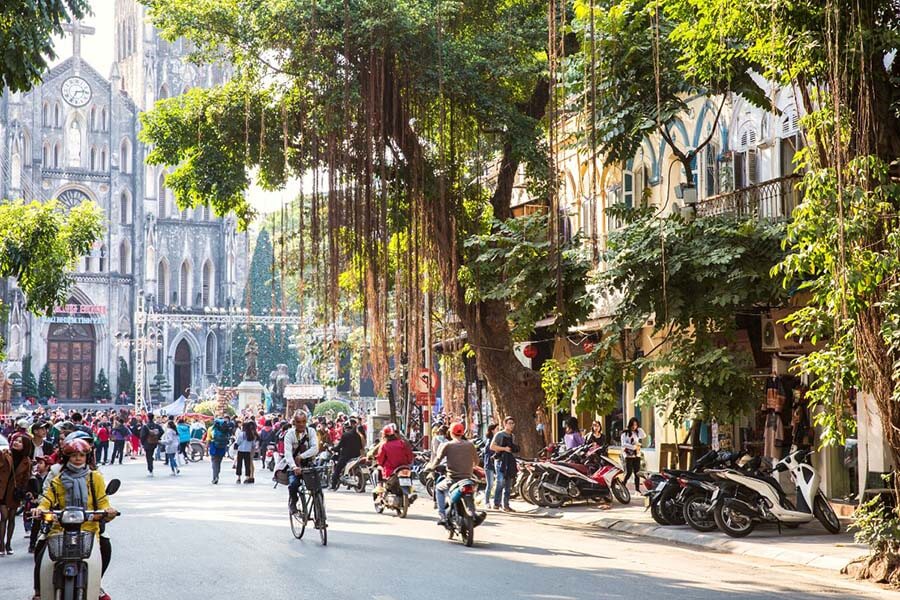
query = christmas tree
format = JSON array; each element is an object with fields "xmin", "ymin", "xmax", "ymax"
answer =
[
  {"xmin": 21, "ymin": 354, "xmax": 38, "ymax": 399},
  {"xmin": 38, "ymin": 364, "xmax": 56, "ymax": 400},
  {"xmin": 92, "ymin": 368, "xmax": 111, "ymax": 400},
  {"xmin": 149, "ymin": 372, "xmax": 172, "ymax": 405},
  {"xmin": 225, "ymin": 229, "xmax": 298, "ymax": 384},
  {"xmin": 116, "ymin": 357, "xmax": 134, "ymax": 398}
]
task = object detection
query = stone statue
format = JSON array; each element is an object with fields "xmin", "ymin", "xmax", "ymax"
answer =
[
  {"xmin": 294, "ymin": 358, "xmax": 317, "ymax": 385},
  {"xmin": 243, "ymin": 337, "xmax": 259, "ymax": 382},
  {"xmin": 269, "ymin": 364, "xmax": 291, "ymax": 400}
]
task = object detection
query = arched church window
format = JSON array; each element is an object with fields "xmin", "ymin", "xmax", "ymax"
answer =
[
  {"xmin": 157, "ymin": 260, "xmax": 169, "ymax": 305},
  {"xmin": 120, "ymin": 139, "xmax": 131, "ymax": 173},
  {"xmin": 179, "ymin": 261, "xmax": 191, "ymax": 306},
  {"xmin": 205, "ymin": 332, "xmax": 217, "ymax": 374},
  {"xmin": 120, "ymin": 191, "xmax": 130, "ymax": 224},
  {"xmin": 202, "ymin": 260, "xmax": 213, "ymax": 306},
  {"xmin": 158, "ymin": 172, "xmax": 167, "ymax": 218},
  {"xmin": 119, "ymin": 239, "xmax": 130, "ymax": 274}
]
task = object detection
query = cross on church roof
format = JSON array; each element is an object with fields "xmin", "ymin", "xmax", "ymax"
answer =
[{"xmin": 61, "ymin": 19, "xmax": 96, "ymax": 59}]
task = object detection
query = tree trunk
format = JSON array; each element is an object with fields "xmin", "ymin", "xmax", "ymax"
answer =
[
  {"xmin": 459, "ymin": 299, "xmax": 544, "ymax": 457},
  {"xmin": 382, "ymin": 60, "xmax": 550, "ymax": 458}
]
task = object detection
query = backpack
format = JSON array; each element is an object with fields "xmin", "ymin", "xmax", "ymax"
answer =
[
  {"xmin": 212, "ymin": 423, "xmax": 230, "ymax": 447},
  {"xmin": 145, "ymin": 425, "xmax": 160, "ymax": 445}
]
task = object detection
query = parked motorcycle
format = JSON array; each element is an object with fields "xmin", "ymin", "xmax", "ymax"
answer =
[
  {"xmin": 644, "ymin": 450, "xmax": 744, "ymax": 529},
  {"xmin": 709, "ymin": 448, "xmax": 841, "ymax": 537},
  {"xmin": 538, "ymin": 444, "xmax": 630, "ymax": 507},
  {"xmin": 38, "ymin": 479, "xmax": 121, "ymax": 600},
  {"xmin": 374, "ymin": 465, "xmax": 417, "ymax": 518}
]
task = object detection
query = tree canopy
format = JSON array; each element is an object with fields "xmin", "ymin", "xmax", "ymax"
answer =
[{"xmin": 0, "ymin": 0, "xmax": 89, "ymax": 92}]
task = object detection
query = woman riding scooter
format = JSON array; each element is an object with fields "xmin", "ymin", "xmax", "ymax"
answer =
[
  {"xmin": 31, "ymin": 438, "xmax": 118, "ymax": 600},
  {"xmin": 373, "ymin": 425, "xmax": 414, "ymax": 495}
]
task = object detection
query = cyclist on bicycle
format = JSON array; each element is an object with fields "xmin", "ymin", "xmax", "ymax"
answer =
[{"xmin": 282, "ymin": 410, "xmax": 319, "ymax": 513}]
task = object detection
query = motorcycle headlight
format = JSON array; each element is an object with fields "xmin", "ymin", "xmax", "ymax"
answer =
[{"xmin": 60, "ymin": 510, "xmax": 86, "ymax": 525}]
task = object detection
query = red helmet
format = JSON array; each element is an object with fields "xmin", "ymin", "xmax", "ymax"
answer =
[
  {"xmin": 61, "ymin": 438, "xmax": 92, "ymax": 457},
  {"xmin": 450, "ymin": 422, "xmax": 465, "ymax": 437},
  {"xmin": 382, "ymin": 424, "xmax": 396, "ymax": 437}
]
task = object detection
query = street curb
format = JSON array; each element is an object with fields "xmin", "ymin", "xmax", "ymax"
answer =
[{"xmin": 512, "ymin": 502, "xmax": 867, "ymax": 573}]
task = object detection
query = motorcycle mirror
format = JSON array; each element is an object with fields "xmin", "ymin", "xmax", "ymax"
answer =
[{"xmin": 105, "ymin": 479, "xmax": 121, "ymax": 496}]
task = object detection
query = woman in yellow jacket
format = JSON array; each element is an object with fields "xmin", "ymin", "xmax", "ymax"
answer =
[{"xmin": 32, "ymin": 438, "xmax": 117, "ymax": 600}]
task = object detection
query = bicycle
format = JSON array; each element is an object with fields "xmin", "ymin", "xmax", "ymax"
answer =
[{"xmin": 289, "ymin": 465, "xmax": 328, "ymax": 546}]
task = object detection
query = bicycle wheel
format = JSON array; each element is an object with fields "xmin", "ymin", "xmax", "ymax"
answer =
[
  {"xmin": 314, "ymin": 491, "xmax": 328, "ymax": 546},
  {"xmin": 290, "ymin": 492, "xmax": 309, "ymax": 539}
]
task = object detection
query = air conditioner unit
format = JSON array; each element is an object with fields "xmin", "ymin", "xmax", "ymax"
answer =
[
  {"xmin": 761, "ymin": 315, "xmax": 779, "ymax": 352},
  {"xmin": 374, "ymin": 399, "xmax": 391, "ymax": 417}
]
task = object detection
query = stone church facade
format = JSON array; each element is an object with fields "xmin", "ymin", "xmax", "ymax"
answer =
[{"xmin": 0, "ymin": 3, "xmax": 248, "ymax": 402}]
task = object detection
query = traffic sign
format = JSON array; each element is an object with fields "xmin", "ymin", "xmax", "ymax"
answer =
[
  {"xmin": 415, "ymin": 392, "xmax": 432, "ymax": 406},
  {"xmin": 414, "ymin": 368, "xmax": 439, "ymax": 394}
]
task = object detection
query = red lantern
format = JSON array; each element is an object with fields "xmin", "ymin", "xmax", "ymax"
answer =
[
  {"xmin": 582, "ymin": 341, "xmax": 595, "ymax": 353},
  {"xmin": 523, "ymin": 344, "xmax": 539, "ymax": 359}
]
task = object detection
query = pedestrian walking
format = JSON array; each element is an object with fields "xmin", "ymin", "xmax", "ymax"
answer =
[
  {"xmin": 96, "ymin": 421, "xmax": 111, "ymax": 464},
  {"xmin": 128, "ymin": 417, "xmax": 142, "ymax": 459},
  {"xmin": 234, "ymin": 421, "xmax": 258, "ymax": 484},
  {"xmin": 257, "ymin": 419, "xmax": 274, "ymax": 469},
  {"xmin": 139, "ymin": 413, "xmax": 164, "ymax": 477},
  {"xmin": 482, "ymin": 423, "xmax": 498, "ymax": 506},
  {"xmin": 161, "ymin": 421, "xmax": 181, "ymax": 476},
  {"xmin": 110, "ymin": 418, "xmax": 129, "ymax": 464},
  {"xmin": 490, "ymin": 417, "xmax": 519, "ymax": 512},
  {"xmin": 621, "ymin": 417, "xmax": 646, "ymax": 492},
  {"xmin": 208, "ymin": 416, "xmax": 233, "ymax": 484},
  {"xmin": 0, "ymin": 433, "xmax": 33, "ymax": 554},
  {"xmin": 176, "ymin": 418, "xmax": 191, "ymax": 465}
]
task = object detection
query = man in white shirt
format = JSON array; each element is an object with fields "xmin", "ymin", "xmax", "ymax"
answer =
[{"xmin": 281, "ymin": 410, "xmax": 319, "ymax": 512}]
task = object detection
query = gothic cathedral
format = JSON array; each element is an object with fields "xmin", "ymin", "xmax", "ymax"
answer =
[{"xmin": 0, "ymin": 1, "xmax": 248, "ymax": 403}]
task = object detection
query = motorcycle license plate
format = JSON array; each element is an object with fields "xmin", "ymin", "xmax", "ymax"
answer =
[{"xmin": 398, "ymin": 477, "xmax": 412, "ymax": 487}]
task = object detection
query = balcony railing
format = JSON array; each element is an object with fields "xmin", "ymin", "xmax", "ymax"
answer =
[{"xmin": 696, "ymin": 174, "xmax": 802, "ymax": 220}]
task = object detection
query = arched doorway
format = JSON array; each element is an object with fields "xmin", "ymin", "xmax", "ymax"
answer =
[
  {"xmin": 48, "ymin": 321, "xmax": 96, "ymax": 400},
  {"xmin": 173, "ymin": 339, "xmax": 192, "ymax": 400}
]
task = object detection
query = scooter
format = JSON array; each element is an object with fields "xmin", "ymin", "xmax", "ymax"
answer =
[
  {"xmin": 337, "ymin": 456, "xmax": 370, "ymax": 493},
  {"xmin": 441, "ymin": 475, "xmax": 486, "ymax": 547},
  {"xmin": 709, "ymin": 448, "xmax": 841, "ymax": 537},
  {"xmin": 38, "ymin": 479, "xmax": 121, "ymax": 600},
  {"xmin": 538, "ymin": 445, "xmax": 630, "ymax": 507},
  {"xmin": 373, "ymin": 465, "xmax": 417, "ymax": 518}
]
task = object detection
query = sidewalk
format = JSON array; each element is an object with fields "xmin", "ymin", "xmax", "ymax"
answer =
[{"xmin": 507, "ymin": 497, "xmax": 869, "ymax": 573}]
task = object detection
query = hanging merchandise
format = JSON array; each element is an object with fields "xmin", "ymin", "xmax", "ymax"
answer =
[
  {"xmin": 710, "ymin": 417, "xmax": 719, "ymax": 451},
  {"xmin": 764, "ymin": 375, "xmax": 786, "ymax": 411},
  {"xmin": 763, "ymin": 411, "xmax": 784, "ymax": 460}
]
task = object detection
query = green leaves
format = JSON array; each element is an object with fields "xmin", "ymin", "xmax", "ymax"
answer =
[
  {"xmin": 0, "ymin": 200, "xmax": 104, "ymax": 317},
  {"xmin": 0, "ymin": 0, "xmax": 89, "ymax": 92},
  {"xmin": 460, "ymin": 212, "xmax": 592, "ymax": 340},
  {"xmin": 590, "ymin": 209, "xmax": 788, "ymax": 423}
]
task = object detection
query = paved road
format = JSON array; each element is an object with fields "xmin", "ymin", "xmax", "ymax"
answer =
[{"xmin": 4, "ymin": 457, "xmax": 896, "ymax": 599}]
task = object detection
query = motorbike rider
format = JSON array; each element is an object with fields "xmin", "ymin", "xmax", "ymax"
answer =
[
  {"xmin": 330, "ymin": 419, "xmax": 364, "ymax": 490},
  {"xmin": 283, "ymin": 410, "xmax": 319, "ymax": 513},
  {"xmin": 31, "ymin": 438, "xmax": 117, "ymax": 600},
  {"xmin": 373, "ymin": 424, "xmax": 413, "ymax": 495},
  {"xmin": 427, "ymin": 422, "xmax": 478, "ymax": 527}
]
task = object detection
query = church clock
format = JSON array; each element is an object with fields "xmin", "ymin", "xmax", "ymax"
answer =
[{"xmin": 62, "ymin": 76, "xmax": 92, "ymax": 107}]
